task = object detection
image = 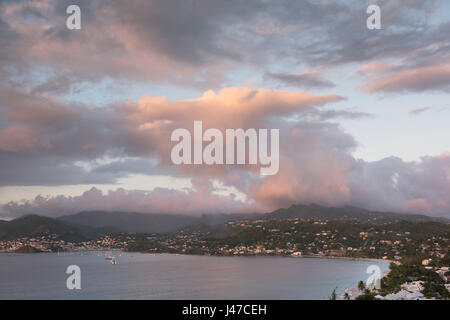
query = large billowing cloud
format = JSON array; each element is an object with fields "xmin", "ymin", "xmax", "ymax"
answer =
[
  {"xmin": 1, "ymin": 85, "xmax": 449, "ymax": 218},
  {"xmin": 0, "ymin": 86, "xmax": 344, "ymax": 184}
]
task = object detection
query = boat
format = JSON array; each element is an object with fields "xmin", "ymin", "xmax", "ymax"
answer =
[{"xmin": 110, "ymin": 257, "xmax": 117, "ymax": 265}]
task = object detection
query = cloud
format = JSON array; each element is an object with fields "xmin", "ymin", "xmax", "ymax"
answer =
[
  {"xmin": 1, "ymin": 84, "xmax": 449, "ymax": 218},
  {"xmin": 309, "ymin": 109, "xmax": 373, "ymax": 121},
  {"xmin": 2, "ymin": 0, "xmax": 449, "ymax": 90},
  {"xmin": 0, "ymin": 86, "xmax": 344, "ymax": 186},
  {"xmin": 249, "ymin": 121, "xmax": 357, "ymax": 210},
  {"xmin": 357, "ymin": 62, "xmax": 390, "ymax": 74},
  {"xmin": 1, "ymin": 0, "xmax": 450, "ymax": 219},
  {"xmin": 4, "ymin": 137, "xmax": 450, "ymax": 218},
  {"xmin": 266, "ymin": 70, "xmax": 335, "ymax": 89},
  {"xmin": 364, "ymin": 65, "xmax": 450, "ymax": 93},
  {"xmin": 2, "ymin": 182, "xmax": 260, "ymax": 218},
  {"xmin": 409, "ymin": 107, "xmax": 432, "ymax": 116},
  {"xmin": 348, "ymin": 154, "xmax": 450, "ymax": 217}
]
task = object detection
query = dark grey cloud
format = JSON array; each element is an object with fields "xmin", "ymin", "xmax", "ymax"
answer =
[
  {"xmin": 1, "ymin": 0, "xmax": 449, "ymax": 91},
  {"xmin": 348, "ymin": 154, "xmax": 450, "ymax": 218},
  {"xmin": 0, "ymin": 151, "xmax": 117, "ymax": 186},
  {"xmin": 91, "ymin": 158, "xmax": 177, "ymax": 177},
  {"xmin": 410, "ymin": 107, "xmax": 432, "ymax": 116},
  {"xmin": 316, "ymin": 109, "xmax": 373, "ymax": 121},
  {"xmin": 266, "ymin": 70, "xmax": 335, "ymax": 89}
]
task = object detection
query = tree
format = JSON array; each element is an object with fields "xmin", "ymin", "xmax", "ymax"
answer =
[
  {"xmin": 329, "ymin": 287, "xmax": 338, "ymax": 300},
  {"xmin": 358, "ymin": 280, "xmax": 365, "ymax": 291},
  {"xmin": 355, "ymin": 293, "xmax": 377, "ymax": 300}
]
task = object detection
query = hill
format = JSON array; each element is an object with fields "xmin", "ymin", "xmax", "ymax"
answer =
[
  {"xmin": 14, "ymin": 245, "xmax": 43, "ymax": 253},
  {"xmin": 58, "ymin": 211, "xmax": 262, "ymax": 233},
  {"xmin": 58, "ymin": 211, "xmax": 201, "ymax": 233},
  {"xmin": 2, "ymin": 204, "xmax": 447, "ymax": 239},
  {"xmin": 0, "ymin": 215, "xmax": 95, "ymax": 241},
  {"xmin": 265, "ymin": 204, "xmax": 449, "ymax": 224}
]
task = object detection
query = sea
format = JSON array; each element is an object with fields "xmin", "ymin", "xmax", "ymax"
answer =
[{"xmin": 0, "ymin": 252, "xmax": 389, "ymax": 299}]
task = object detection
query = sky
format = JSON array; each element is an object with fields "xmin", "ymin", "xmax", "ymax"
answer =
[{"xmin": 0, "ymin": 0, "xmax": 450, "ymax": 219}]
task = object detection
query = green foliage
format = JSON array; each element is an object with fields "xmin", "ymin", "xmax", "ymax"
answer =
[
  {"xmin": 355, "ymin": 293, "xmax": 377, "ymax": 300},
  {"xmin": 125, "ymin": 241, "xmax": 158, "ymax": 252},
  {"xmin": 14, "ymin": 245, "xmax": 42, "ymax": 253},
  {"xmin": 401, "ymin": 256, "xmax": 425, "ymax": 266},
  {"xmin": 228, "ymin": 227, "xmax": 269, "ymax": 246},
  {"xmin": 380, "ymin": 264, "xmax": 446, "ymax": 298},
  {"xmin": 358, "ymin": 280, "xmax": 365, "ymax": 291},
  {"xmin": 421, "ymin": 282, "xmax": 449, "ymax": 299},
  {"xmin": 56, "ymin": 231, "xmax": 88, "ymax": 243}
]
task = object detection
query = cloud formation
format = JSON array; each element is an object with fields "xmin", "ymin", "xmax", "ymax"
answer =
[
  {"xmin": 409, "ymin": 107, "xmax": 432, "ymax": 116},
  {"xmin": 364, "ymin": 65, "xmax": 450, "ymax": 93},
  {"xmin": 2, "ymin": 0, "xmax": 450, "ymax": 91},
  {"xmin": 1, "ymin": 85, "xmax": 449, "ymax": 218},
  {"xmin": 266, "ymin": 70, "xmax": 335, "ymax": 89},
  {"xmin": 348, "ymin": 154, "xmax": 450, "ymax": 217},
  {"xmin": 0, "ymin": 86, "xmax": 344, "ymax": 188},
  {"xmin": 3, "ymin": 180, "xmax": 258, "ymax": 217},
  {"xmin": 0, "ymin": 0, "xmax": 449, "ymax": 219}
]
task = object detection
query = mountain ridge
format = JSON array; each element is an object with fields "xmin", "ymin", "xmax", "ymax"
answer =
[
  {"xmin": 0, "ymin": 204, "xmax": 447, "ymax": 240},
  {"xmin": 266, "ymin": 203, "xmax": 449, "ymax": 223},
  {"xmin": 0, "ymin": 214, "xmax": 96, "ymax": 241}
]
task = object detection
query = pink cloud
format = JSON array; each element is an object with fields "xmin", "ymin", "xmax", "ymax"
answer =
[
  {"xmin": 0, "ymin": 126, "xmax": 40, "ymax": 152},
  {"xmin": 363, "ymin": 65, "xmax": 450, "ymax": 93},
  {"xmin": 1, "ymin": 84, "xmax": 450, "ymax": 218},
  {"xmin": 3, "ymin": 182, "xmax": 261, "ymax": 218}
]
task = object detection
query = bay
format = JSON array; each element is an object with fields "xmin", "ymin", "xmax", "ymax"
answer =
[{"xmin": 0, "ymin": 252, "xmax": 389, "ymax": 300}]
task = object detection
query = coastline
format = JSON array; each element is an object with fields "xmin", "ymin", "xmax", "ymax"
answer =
[
  {"xmin": 295, "ymin": 254, "xmax": 394, "ymax": 264},
  {"xmin": 1, "ymin": 249, "xmax": 395, "ymax": 264},
  {"xmin": 126, "ymin": 250, "xmax": 396, "ymax": 267}
]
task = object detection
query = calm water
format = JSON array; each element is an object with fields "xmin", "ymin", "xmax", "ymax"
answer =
[{"xmin": 0, "ymin": 252, "xmax": 389, "ymax": 299}]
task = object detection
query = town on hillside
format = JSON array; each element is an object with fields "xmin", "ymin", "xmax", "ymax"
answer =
[{"xmin": 1, "ymin": 215, "xmax": 449, "ymax": 299}]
